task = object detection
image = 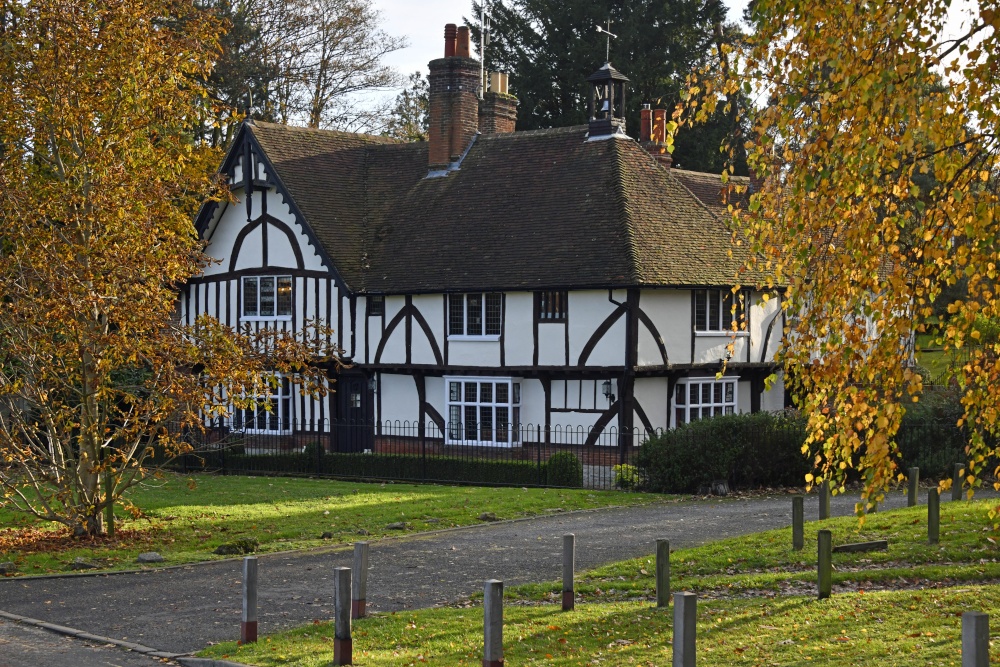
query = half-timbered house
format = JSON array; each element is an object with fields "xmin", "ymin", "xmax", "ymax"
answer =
[{"xmin": 183, "ymin": 25, "xmax": 785, "ymax": 453}]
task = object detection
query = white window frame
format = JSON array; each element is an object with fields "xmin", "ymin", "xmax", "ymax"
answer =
[
  {"xmin": 242, "ymin": 275, "xmax": 293, "ymax": 322},
  {"xmin": 693, "ymin": 288, "xmax": 750, "ymax": 335},
  {"xmin": 445, "ymin": 376, "xmax": 521, "ymax": 446},
  {"xmin": 672, "ymin": 377, "xmax": 738, "ymax": 427},
  {"xmin": 448, "ymin": 293, "xmax": 502, "ymax": 340},
  {"xmin": 231, "ymin": 374, "xmax": 294, "ymax": 434}
]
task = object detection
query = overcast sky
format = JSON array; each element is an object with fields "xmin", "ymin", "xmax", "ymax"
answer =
[{"xmin": 374, "ymin": 0, "xmax": 749, "ymax": 82}]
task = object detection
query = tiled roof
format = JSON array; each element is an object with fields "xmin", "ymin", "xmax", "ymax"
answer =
[{"xmin": 243, "ymin": 120, "xmax": 753, "ymax": 293}]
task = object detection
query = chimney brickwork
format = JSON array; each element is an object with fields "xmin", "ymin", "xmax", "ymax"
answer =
[
  {"xmin": 427, "ymin": 24, "xmax": 481, "ymax": 171},
  {"xmin": 479, "ymin": 92, "xmax": 517, "ymax": 134},
  {"xmin": 641, "ymin": 107, "xmax": 672, "ymax": 169}
]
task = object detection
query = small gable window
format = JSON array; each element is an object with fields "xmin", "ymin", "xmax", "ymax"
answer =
[
  {"xmin": 243, "ymin": 276, "xmax": 292, "ymax": 320},
  {"xmin": 448, "ymin": 293, "xmax": 502, "ymax": 339},
  {"xmin": 536, "ymin": 291, "xmax": 567, "ymax": 322},
  {"xmin": 368, "ymin": 295, "xmax": 385, "ymax": 317},
  {"xmin": 693, "ymin": 288, "xmax": 746, "ymax": 332}
]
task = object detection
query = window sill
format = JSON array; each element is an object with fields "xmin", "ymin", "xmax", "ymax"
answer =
[
  {"xmin": 694, "ymin": 330, "xmax": 750, "ymax": 337},
  {"xmin": 447, "ymin": 335, "xmax": 501, "ymax": 342},
  {"xmin": 241, "ymin": 316, "xmax": 293, "ymax": 322}
]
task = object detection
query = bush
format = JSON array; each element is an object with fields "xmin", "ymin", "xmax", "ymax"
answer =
[
  {"xmin": 613, "ymin": 463, "xmax": 641, "ymax": 490},
  {"xmin": 208, "ymin": 451, "xmax": 545, "ymax": 487},
  {"xmin": 637, "ymin": 411, "xmax": 809, "ymax": 493},
  {"xmin": 546, "ymin": 451, "xmax": 583, "ymax": 487}
]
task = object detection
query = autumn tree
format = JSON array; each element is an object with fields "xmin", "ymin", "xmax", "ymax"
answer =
[
  {"xmin": 677, "ymin": 0, "xmax": 1000, "ymax": 509},
  {"xmin": 0, "ymin": 0, "xmax": 338, "ymax": 537}
]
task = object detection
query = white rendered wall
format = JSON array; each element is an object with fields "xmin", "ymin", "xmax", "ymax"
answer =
[
  {"xmin": 379, "ymin": 374, "xmax": 420, "ymax": 425},
  {"xmin": 639, "ymin": 290, "xmax": 691, "ymax": 365},
  {"xmin": 634, "ymin": 377, "xmax": 671, "ymax": 433},
  {"xmin": 411, "ymin": 295, "xmax": 443, "ymax": 365},
  {"xmin": 569, "ymin": 290, "xmax": 626, "ymax": 367},
  {"xmin": 504, "ymin": 293, "xmax": 535, "ymax": 366}
]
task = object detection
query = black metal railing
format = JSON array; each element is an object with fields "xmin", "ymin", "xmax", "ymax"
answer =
[{"xmin": 166, "ymin": 419, "xmax": 648, "ymax": 490}]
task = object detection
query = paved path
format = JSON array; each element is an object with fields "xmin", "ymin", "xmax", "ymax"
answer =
[
  {"xmin": 0, "ymin": 616, "xmax": 180, "ymax": 667},
  {"xmin": 0, "ymin": 488, "xmax": 971, "ymax": 657}
]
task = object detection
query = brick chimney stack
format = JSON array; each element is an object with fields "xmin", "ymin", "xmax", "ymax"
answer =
[
  {"xmin": 479, "ymin": 72, "xmax": 517, "ymax": 134},
  {"xmin": 640, "ymin": 105, "xmax": 672, "ymax": 169},
  {"xmin": 427, "ymin": 24, "xmax": 481, "ymax": 172}
]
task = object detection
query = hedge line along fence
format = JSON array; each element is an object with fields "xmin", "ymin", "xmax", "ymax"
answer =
[
  {"xmin": 159, "ymin": 404, "xmax": 976, "ymax": 493},
  {"xmin": 163, "ymin": 420, "xmax": 630, "ymax": 490},
  {"xmin": 636, "ymin": 409, "xmax": 980, "ymax": 494}
]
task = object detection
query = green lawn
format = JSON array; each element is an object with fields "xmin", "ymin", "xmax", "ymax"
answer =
[
  {"xmin": 200, "ymin": 499, "xmax": 1000, "ymax": 666},
  {"xmin": 0, "ymin": 473, "xmax": 653, "ymax": 575}
]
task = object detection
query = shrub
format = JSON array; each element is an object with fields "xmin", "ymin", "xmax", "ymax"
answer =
[
  {"xmin": 612, "ymin": 463, "xmax": 641, "ymax": 490},
  {"xmin": 637, "ymin": 411, "xmax": 809, "ymax": 493},
  {"xmin": 303, "ymin": 442, "xmax": 325, "ymax": 461},
  {"xmin": 546, "ymin": 451, "xmax": 583, "ymax": 487}
]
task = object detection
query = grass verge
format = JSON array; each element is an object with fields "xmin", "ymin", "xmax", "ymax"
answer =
[
  {"xmin": 199, "ymin": 498, "xmax": 1000, "ymax": 666},
  {"xmin": 0, "ymin": 473, "xmax": 653, "ymax": 575}
]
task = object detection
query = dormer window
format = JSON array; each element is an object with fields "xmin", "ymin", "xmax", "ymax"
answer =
[{"xmin": 243, "ymin": 276, "xmax": 292, "ymax": 320}]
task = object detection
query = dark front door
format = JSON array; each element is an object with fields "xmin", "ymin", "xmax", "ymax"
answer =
[{"xmin": 335, "ymin": 373, "xmax": 374, "ymax": 452}]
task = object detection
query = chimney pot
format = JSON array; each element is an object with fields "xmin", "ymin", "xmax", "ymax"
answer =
[
  {"xmin": 640, "ymin": 105, "xmax": 652, "ymax": 143},
  {"xmin": 456, "ymin": 26, "xmax": 471, "ymax": 58},
  {"xmin": 444, "ymin": 24, "xmax": 457, "ymax": 57}
]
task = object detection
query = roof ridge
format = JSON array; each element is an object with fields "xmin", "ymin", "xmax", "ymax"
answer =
[{"xmin": 249, "ymin": 119, "xmax": 401, "ymax": 145}]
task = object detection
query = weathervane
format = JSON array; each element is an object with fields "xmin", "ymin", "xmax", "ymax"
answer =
[{"xmin": 595, "ymin": 20, "xmax": 617, "ymax": 62}]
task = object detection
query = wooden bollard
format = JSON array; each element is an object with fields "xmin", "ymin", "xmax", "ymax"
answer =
[
  {"xmin": 953, "ymin": 463, "xmax": 964, "ymax": 501},
  {"xmin": 352, "ymin": 542, "xmax": 369, "ymax": 619},
  {"xmin": 817, "ymin": 530, "xmax": 832, "ymax": 600},
  {"xmin": 792, "ymin": 496, "xmax": 804, "ymax": 551},
  {"xmin": 928, "ymin": 488, "xmax": 940, "ymax": 544},
  {"xmin": 907, "ymin": 467, "xmax": 919, "ymax": 507},
  {"xmin": 483, "ymin": 579, "xmax": 503, "ymax": 667},
  {"xmin": 672, "ymin": 592, "xmax": 697, "ymax": 667},
  {"xmin": 819, "ymin": 481, "xmax": 831, "ymax": 520},
  {"xmin": 562, "ymin": 534, "xmax": 575, "ymax": 611},
  {"xmin": 962, "ymin": 611, "xmax": 989, "ymax": 667},
  {"xmin": 333, "ymin": 566, "xmax": 352, "ymax": 665},
  {"xmin": 241, "ymin": 556, "xmax": 258, "ymax": 644},
  {"xmin": 656, "ymin": 539, "xmax": 670, "ymax": 608}
]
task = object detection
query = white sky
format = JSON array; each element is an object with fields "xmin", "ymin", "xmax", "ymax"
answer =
[{"xmin": 374, "ymin": 0, "xmax": 750, "ymax": 83}]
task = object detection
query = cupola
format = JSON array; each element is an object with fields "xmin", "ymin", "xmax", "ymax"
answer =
[{"xmin": 586, "ymin": 62, "xmax": 629, "ymax": 139}]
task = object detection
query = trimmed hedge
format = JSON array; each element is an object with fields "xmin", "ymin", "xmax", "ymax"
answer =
[
  {"xmin": 546, "ymin": 451, "xmax": 584, "ymax": 487},
  {"xmin": 637, "ymin": 411, "xmax": 809, "ymax": 493},
  {"xmin": 185, "ymin": 450, "xmax": 547, "ymax": 486}
]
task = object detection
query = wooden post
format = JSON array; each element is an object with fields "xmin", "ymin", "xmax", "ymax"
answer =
[
  {"xmin": 352, "ymin": 542, "xmax": 369, "ymax": 620},
  {"xmin": 817, "ymin": 530, "xmax": 832, "ymax": 600},
  {"xmin": 907, "ymin": 467, "xmax": 919, "ymax": 507},
  {"xmin": 333, "ymin": 566, "xmax": 352, "ymax": 665},
  {"xmin": 656, "ymin": 539, "xmax": 670, "ymax": 608},
  {"xmin": 672, "ymin": 592, "xmax": 696, "ymax": 667},
  {"xmin": 792, "ymin": 496, "xmax": 804, "ymax": 551},
  {"xmin": 562, "ymin": 534, "xmax": 575, "ymax": 611},
  {"xmin": 241, "ymin": 556, "xmax": 258, "ymax": 644},
  {"xmin": 928, "ymin": 488, "xmax": 940, "ymax": 545},
  {"xmin": 953, "ymin": 463, "xmax": 964, "ymax": 501},
  {"xmin": 819, "ymin": 481, "xmax": 831, "ymax": 520},
  {"xmin": 962, "ymin": 611, "xmax": 989, "ymax": 667},
  {"xmin": 483, "ymin": 579, "xmax": 503, "ymax": 667}
]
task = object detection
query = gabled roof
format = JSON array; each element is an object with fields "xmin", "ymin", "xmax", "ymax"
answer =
[{"xmin": 214, "ymin": 119, "xmax": 754, "ymax": 294}]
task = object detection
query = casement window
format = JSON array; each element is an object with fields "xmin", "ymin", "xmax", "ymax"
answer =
[
  {"xmin": 232, "ymin": 374, "xmax": 293, "ymax": 434},
  {"xmin": 536, "ymin": 291, "xmax": 568, "ymax": 322},
  {"xmin": 445, "ymin": 377, "xmax": 521, "ymax": 445},
  {"xmin": 243, "ymin": 276, "xmax": 292, "ymax": 320},
  {"xmin": 448, "ymin": 293, "xmax": 502, "ymax": 339},
  {"xmin": 673, "ymin": 378, "xmax": 737, "ymax": 426},
  {"xmin": 693, "ymin": 288, "xmax": 747, "ymax": 332},
  {"xmin": 367, "ymin": 295, "xmax": 385, "ymax": 317}
]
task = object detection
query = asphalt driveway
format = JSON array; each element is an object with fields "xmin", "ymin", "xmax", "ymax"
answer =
[{"xmin": 0, "ymin": 487, "xmax": 942, "ymax": 657}]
